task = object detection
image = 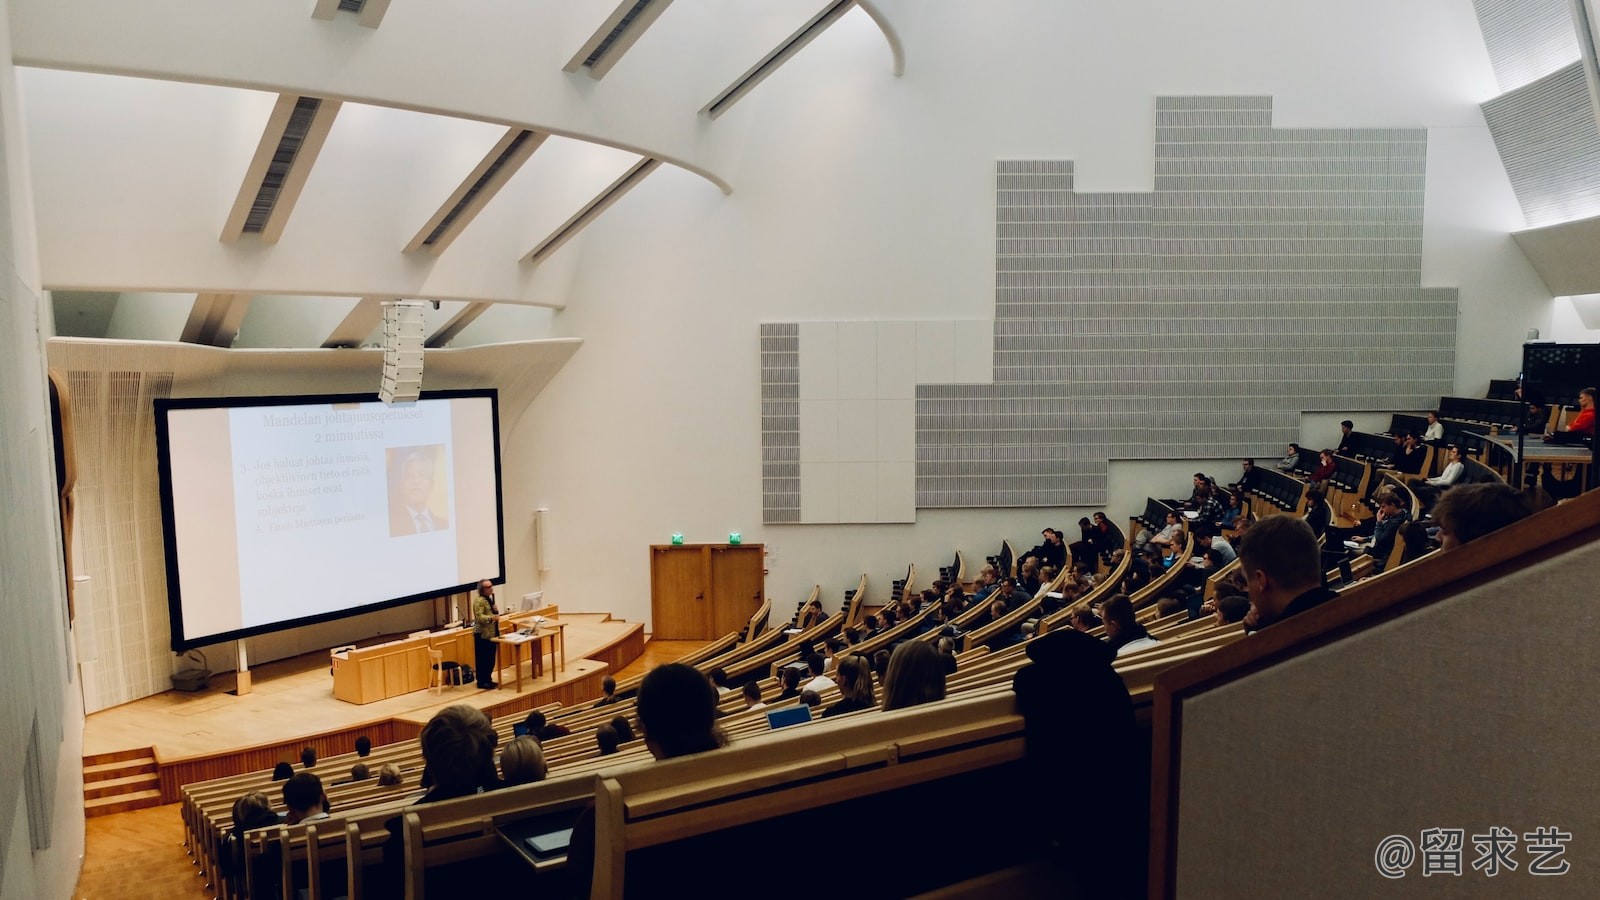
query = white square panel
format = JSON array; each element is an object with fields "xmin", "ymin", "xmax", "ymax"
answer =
[
  {"xmin": 800, "ymin": 462, "xmax": 839, "ymax": 523},
  {"xmin": 836, "ymin": 322, "xmax": 878, "ymax": 399},
  {"xmin": 836, "ymin": 399, "xmax": 879, "ymax": 463},
  {"xmin": 837, "ymin": 462, "xmax": 878, "ymax": 523},
  {"xmin": 798, "ymin": 399, "xmax": 838, "ymax": 464},
  {"xmin": 798, "ymin": 321, "xmax": 837, "ymax": 400},
  {"xmin": 915, "ymin": 321, "xmax": 956, "ymax": 385},
  {"xmin": 953, "ymin": 320, "xmax": 994, "ymax": 384},
  {"xmin": 877, "ymin": 461, "xmax": 916, "ymax": 522},
  {"xmin": 876, "ymin": 399, "xmax": 914, "ymax": 462},
  {"xmin": 876, "ymin": 322, "xmax": 916, "ymax": 400}
]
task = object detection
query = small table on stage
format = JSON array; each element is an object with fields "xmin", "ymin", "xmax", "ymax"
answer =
[{"xmin": 492, "ymin": 623, "xmax": 566, "ymax": 693}]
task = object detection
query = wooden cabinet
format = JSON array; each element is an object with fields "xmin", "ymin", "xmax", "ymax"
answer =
[{"xmin": 649, "ymin": 543, "xmax": 764, "ymax": 640}]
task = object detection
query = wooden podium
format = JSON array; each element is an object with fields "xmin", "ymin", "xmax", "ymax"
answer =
[
  {"xmin": 649, "ymin": 543, "xmax": 764, "ymax": 640},
  {"xmin": 330, "ymin": 627, "xmax": 474, "ymax": 704}
]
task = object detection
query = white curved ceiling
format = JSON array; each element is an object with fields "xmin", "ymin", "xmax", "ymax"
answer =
[{"xmin": 18, "ymin": 0, "xmax": 901, "ymax": 347}]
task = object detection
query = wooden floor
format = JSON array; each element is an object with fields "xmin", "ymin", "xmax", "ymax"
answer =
[
  {"xmin": 72, "ymin": 634, "xmax": 712, "ymax": 900},
  {"xmin": 84, "ymin": 613, "xmax": 637, "ymax": 760}
]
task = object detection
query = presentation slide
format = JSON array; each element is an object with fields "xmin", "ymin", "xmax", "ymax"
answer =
[{"xmin": 156, "ymin": 390, "xmax": 503, "ymax": 650}]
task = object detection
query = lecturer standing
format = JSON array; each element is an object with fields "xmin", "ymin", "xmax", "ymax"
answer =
[{"xmin": 472, "ymin": 579, "xmax": 500, "ymax": 689}]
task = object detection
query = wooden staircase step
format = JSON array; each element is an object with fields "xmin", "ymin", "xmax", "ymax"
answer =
[
  {"xmin": 85, "ymin": 789, "xmax": 163, "ymax": 818},
  {"xmin": 83, "ymin": 747, "xmax": 157, "ymax": 768},
  {"xmin": 85, "ymin": 757, "xmax": 158, "ymax": 782},
  {"xmin": 85, "ymin": 772, "xmax": 160, "ymax": 801}
]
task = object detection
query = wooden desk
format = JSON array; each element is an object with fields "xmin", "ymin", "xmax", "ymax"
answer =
[
  {"xmin": 493, "ymin": 623, "xmax": 566, "ymax": 694},
  {"xmin": 330, "ymin": 627, "xmax": 472, "ymax": 705}
]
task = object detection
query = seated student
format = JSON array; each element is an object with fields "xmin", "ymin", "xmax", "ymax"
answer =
[
  {"xmin": 283, "ymin": 772, "xmax": 329, "ymax": 825},
  {"xmin": 1190, "ymin": 522, "xmax": 1235, "ymax": 564},
  {"xmin": 989, "ymin": 576, "xmax": 1027, "ymax": 610},
  {"xmin": 797, "ymin": 598, "xmax": 827, "ymax": 629},
  {"xmin": 1523, "ymin": 400, "xmax": 1550, "ymax": 434},
  {"xmin": 1067, "ymin": 517, "xmax": 1097, "ymax": 569},
  {"xmin": 1397, "ymin": 521, "xmax": 1433, "ymax": 566},
  {"xmin": 1069, "ymin": 608, "xmax": 1102, "ymax": 632},
  {"xmin": 881, "ymin": 641, "xmax": 947, "ymax": 711},
  {"xmin": 595, "ymin": 724, "xmax": 621, "ymax": 756},
  {"xmin": 801, "ymin": 652, "xmax": 836, "ymax": 693},
  {"xmin": 1301, "ymin": 487, "xmax": 1331, "ymax": 537},
  {"xmin": 1545, "ymin": 387, "xmax": 1597, "ymax": 443},
  {"xmin": 1411, "ymin": 444, "xmax": 1465, "ymax": 507},
  {"xmin": 1190, "ymin": 482, "xmax": 1225, "ymax": 525},
  {"xmin": 1217, "ymin": 491, "xmax": 1245, "ymax": 530},
  {"xmin": 1089, "ymin": 511, "xmax": 1125, "ymax": 565},
  {"xmin": 1431, "ymin": 482, "xmax": 1535, "ymax": 550},
  {"xmin": 1235, "ymin": 458, "xmax": 1261, "ymax": 494},
  {"xmin": 271, "ymin": 761, "xmax": 294, "ymax": 781},
  {"xmin": 799, "ymin": 689, "xmax": 822, "ymax": 709},
  {"xmin": 1100, "ymin": 594, "xmax": 1159, "ymax": 657},
  {"xmin": 1278, "ymin": 442, "xmax": 1301, "ymax": 472},
  {"xmin": 1347, "ymin": 489, "xmax": 1409, "ymax": 574},
  {"xmin": 220, "ymin": 791, "xmax": 284, "ymax": 895},
  {"xmin": 521, "ymin": 710, "xmax": 571, "ymax": 743},
  {"xmin": 499, "ymin": 735, "xmax": 548, "ymax": 787},
  {"xmin": 417, "ymin": 705, "xmax": 502, "ymax": 802},
  {"xmin": 608, "ymin": 711, "xmax": 633, "ymax": 739},
  {"xmin": 1018, "ymin": 559, "xmax": 1042, "ymax": 596},
  {"xmin": 709, "ymin": 667, "xmax": 733, "ymax": 695},
  {"xmin": 741, "ymin": 680, "xmax": 765, "ymax": 711},
  {"xmin": 871, "ymin": 648, "xmax": 891, "ymax": 683},
  {"xmin": 1020, "ymin": 527, "xmax": 1067, "ymax": 572},
  {"xmin": 1210, "ymin": 593, "xmax": 1251, "ymax": 626},
  {"xmin": 1393, "ymin": 433, "xmax": 1427, "ymax": 475},
  {"xmin": 775, "ymin": 666, "xmax": 803, "ymax": 701},
  {"xmin": 970, "ymin": 565, "xmax": 999, "ymax": 601},
  {"xmin": 1336, "ymin": 420, "xmax": 1356, "ymax": 457},
  {"xmin": 1161, "ymin": 541, "xmax": 1184, "ymax": 570},
  {"xmin": 1239, "ymin": 515, "xmax": 1334, "ymax": 632},
  {"xmin": 822, "ymin": 654, "xmax": 875, "ymax": 717},
  {"xmin": 1424, "ymin": 409, "xmax": 1444, "ymax": 442},
  {"xmin": 568, "ymin": 663, "xmax": 727, "ymax": 896},
  {"xmin": 1309, "ymin": 449, "xmax": 1337, "ymax": 484},
  {"xmin": 334, "ymin": 762, "xmax": 370, "ymax": 785},
  {"xmin": 593, "ymin": 676, "xmax": 620, "ymax": 708},
  {"xmin": 299, "ymin": 747, "xmax": 317, "ymax": 770},
  {"xmin": 354, "ymin": 735, "xmax": 372, "ymax": 758},
  {"xmin": 377, "ymin": 763, "xmax": 403, "ymax": 787}
]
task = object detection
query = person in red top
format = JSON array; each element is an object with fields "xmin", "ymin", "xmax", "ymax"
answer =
[
  {"xmin": 1544, "ymin": 387, "xmax": 1594, "ymax": 443},
  {"xmin": 1309, "ymin": 449, "xmax": 1337, "ymax": 483}
]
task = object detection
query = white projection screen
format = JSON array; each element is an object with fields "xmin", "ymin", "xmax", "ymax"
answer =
[{"xmin": 155, "ymin": 390, "xmax": 505, "ymax": 650}]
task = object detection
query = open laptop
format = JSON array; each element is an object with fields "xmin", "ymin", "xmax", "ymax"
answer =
[{"xmin": 766, "ymin": 705, "xmax": 813, "ymax": 730}]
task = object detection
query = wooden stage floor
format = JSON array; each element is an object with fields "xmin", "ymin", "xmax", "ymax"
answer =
[{"xmin": 83, "ymin": 613, "xmax": 642, "ymax": 761}]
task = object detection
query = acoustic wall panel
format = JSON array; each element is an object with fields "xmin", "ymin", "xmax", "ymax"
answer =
[
  {"xmin": 1482, "ymin": 62, "xmax": 1600, "ymax": 227},
  {"xmin": 760, "ymin": 96, "xmax": 1457, "ymax": 521},
  {"xmin": 759, "ymin": 323, "xmax": 800, "ymax": 523},
  {"xmin": 1471, "ymin": 0, "xmax": 1582, "ymax": 93}
]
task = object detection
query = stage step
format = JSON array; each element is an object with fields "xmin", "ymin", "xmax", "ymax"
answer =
[
  {"xmin": 85, "ymin": 788, "xmax": 163, "ymax": 817},
  {"xmin": 84, "ymin": 748, "xmax": 162, "ymax": 817}
]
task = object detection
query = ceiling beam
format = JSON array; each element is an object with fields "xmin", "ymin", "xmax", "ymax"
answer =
[
  {"xmin": 405, "ymin": 128, "xmax": 547, "ymax": 256},
  {"xmin": 310, "ymin": 0, "xmax": 391, "ymax": 28},
  {"xmin": 220, "ymin": 94, "xmax": 342, "ymax": 244},
  {"xmin": 425, "ymin": 302, "xmax": 492, "ymax": 349},
  {"xmin": 521, "ymin": 158, "xmax": 661, "ymax": 265},
  {"xmin": 180, "ymin": 293, "xmax": 252, "ymax": 347},
  {"xmin": 322, "ymin": 296, "xmax": 390, "ymax": 348},
  {"xmin": 702, "ymin": 0, "xmax": 856, "ymax": 120},
  {"xmin": 564, "ymin": 0, "xmax": 677, "ymax": 80}
]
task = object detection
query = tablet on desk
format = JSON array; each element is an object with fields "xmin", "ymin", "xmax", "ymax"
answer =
[{"xmin": 524, "ymin": 828, "xmax": 573, "ymax": 858}]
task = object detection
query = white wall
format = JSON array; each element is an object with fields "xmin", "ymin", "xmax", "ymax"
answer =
[
  {"xmin": 508, "ymin": 0, "xmax": 1557, "ymax": 626},
  {"xmin": 0, "ymin": 0, "xmax": 84, "ymax": 894}
]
